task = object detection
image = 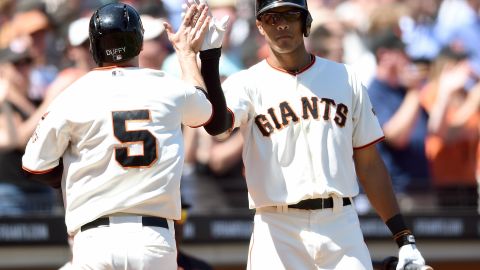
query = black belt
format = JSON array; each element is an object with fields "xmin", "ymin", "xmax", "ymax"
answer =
[
  {"xmin": 81, "ymin": 216, "xmax": 168, "ymax": 232},
  {"xmin": 288, "ymin": 197, "xmax": 351, "ymax": 210}
]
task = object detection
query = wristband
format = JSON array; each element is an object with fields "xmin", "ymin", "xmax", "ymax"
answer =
[{"xmin": 386, "ymin": 214, "xmax": 415, "ymax": 247}]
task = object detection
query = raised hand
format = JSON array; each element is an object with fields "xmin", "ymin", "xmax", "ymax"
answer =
[
  {"xmin": 182, "ymin": 0, "xmax": 230, "ymax": 51},
  {"xmin": 163, "ymin": 3, "xmax": 211, "ymax": 57}
]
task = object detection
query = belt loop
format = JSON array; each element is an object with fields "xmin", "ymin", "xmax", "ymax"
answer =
[
  {"xmin": 276, "ymin": 205, "xmax": 288, "ymax": 213},
  {"xmin": 332, "ymin": 194, "xmax": 342, "ymax": 213}
]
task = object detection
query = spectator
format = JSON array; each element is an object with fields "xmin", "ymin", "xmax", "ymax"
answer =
[
  {"xmin": 0, "ymin": 45, "xmax": 57, "ymax": 215},
  {"xmin": 10, "ymin": 7, "xmax": 58, "ymax": 104},
  {"xmin": 367, "ymin": 28, "xmax": 432, "ymax": 210},
  {"xmin": 420, "ymin": 47, "xmax": 479, "ymax": 209},
  {"xmin": 434, "ymin": 0, "xmax": 479, "ymax": 46},
  {"xmin": 399, "ymin": 0, "xmax": 442, "ymax": 62},
  {"xmin": 182, "ymin": 126, "xmax": 246, "ymax": 212},
  {"xmin": 307, "ymin": 16, "xmax": 345, "ymax": 62},
  {"xmin": 442, "ymin": 0, "xmax": 480, "ymax": 87},
  {"xmin": 334, "ymin": 0, "xmax": 389, "ymax": 86},
  {"xmin": 139, "ymin": 15, "xmax": 171, "ymax": 69}
]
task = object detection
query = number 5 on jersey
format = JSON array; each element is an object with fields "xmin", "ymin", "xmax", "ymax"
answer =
[{"xmin": 112, "ymin": 110, "xmax": 158, "ymax": 168}]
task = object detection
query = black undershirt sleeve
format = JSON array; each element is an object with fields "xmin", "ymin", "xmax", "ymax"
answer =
[
  {"xmin": 199, "ymin": 48, "xmax": 233, "ymax": 136},
  {"xmin": 23, "ymin": 159, "xmax": 63, "ymax": 189}
]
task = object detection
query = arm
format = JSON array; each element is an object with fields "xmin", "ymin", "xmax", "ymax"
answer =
[
  {"xmin": 353, "ymin": 144, "xmax": 399, "ymax": 222},
  {"xmin": 428, "ymin": 61, "xmax": 472, "ymax": 138},
  {"xmin": 354, "ymin": 144, "xmax": 425, "ymax": 269},
  {"xmin": 382, "ymin": 89, "xmax": 422, "ymax": 149},
  {"xmin": 199, "ymin": 48, "xmax": 233, "ymax": 137},
  {"xmin": 447, "ymin": 81, "xmax": 480, "ymax": 138}
]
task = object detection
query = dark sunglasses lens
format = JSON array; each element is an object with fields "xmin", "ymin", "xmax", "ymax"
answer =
[
  {"xmin": 261, "ymin": 11, "xmax": 302, "ymax": 25},
  {"xmin": 261, "ymin": 13, "xmax": 276, "ymax": 25},
  {"xmin": 13, "ymin": 57, "xmax": 32, "ymax": 66},
  {"xmin": 284, "ymin": 11, "xmax": 302, "ymax": 21}
]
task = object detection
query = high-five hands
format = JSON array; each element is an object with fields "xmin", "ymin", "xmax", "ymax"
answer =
[
  {"xmin": 182, "ymin": 0, "xmax": 230, "ymax": 51},
  {"xmin": 163, "ymin": 3, "xmax": 211, "ymax": 56}
]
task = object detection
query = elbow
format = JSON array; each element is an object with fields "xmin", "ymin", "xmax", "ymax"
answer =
[
  {"xmin": 204, "ymin": 126, "xmax": 229, "ymax": 137},
  {"xmin": 22, "ymin": 162, "xmax": 63, "ymax": 189},
  {"xmin": 383, "ymin": 134, "xmax": 409, "ymax": 149},
  {"xmin": 204, "ymin": 111, "xmax": 233, "ymax": 137}
]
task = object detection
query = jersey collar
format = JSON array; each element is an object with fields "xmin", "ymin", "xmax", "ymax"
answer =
[{"xmin": 267, "ymin": 54, "xmax": 316, "ymax": 75}]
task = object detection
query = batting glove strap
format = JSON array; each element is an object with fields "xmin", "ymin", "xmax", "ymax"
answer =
[
  {"xmin": 395, "ymin": 233, "xmax": 416, "ymax": 248},
  {"xmin": 396, "ymin": 244, "xmax": 426, "ymax": 270}
]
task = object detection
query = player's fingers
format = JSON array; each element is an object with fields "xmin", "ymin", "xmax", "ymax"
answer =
[
  {"xmin": 163, "ymin": 22, "xmax": 174, "ymax": 40},
  {"xmin": 192, "ymin": 5, "xmax": 209, "ymax": 33},
  {"xmin": 194, "ymin": 4, "xmax": 207, "ymax": 24},
  {"xmin": 180, "ymin": 4, "xmax": 198, "ymax": 29}
]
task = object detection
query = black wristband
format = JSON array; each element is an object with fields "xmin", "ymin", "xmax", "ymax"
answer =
[
  {"xmin": 386, "ymin": 214, "xmax": 415, "ymax": 247},
  {"xmin": 199, "ymin": 48, "xmax": 221, "ymax": 60},
  {"xmin": 385, "ymin": 214, "xmax": 408, "ymax": 236}
]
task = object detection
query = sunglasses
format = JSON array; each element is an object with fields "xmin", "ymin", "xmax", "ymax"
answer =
[
  {"xmin": 260, "ymin": 10, "xmax": 303, "ymax": 25},
  {"xmin": 13, "ymin": 57, "xmax": 33, "ymax": 67}
]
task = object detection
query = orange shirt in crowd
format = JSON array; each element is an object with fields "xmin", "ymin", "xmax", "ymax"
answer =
[{"xmin": 420, "ymin": 82, "xmax": 479, "ymax": 187}]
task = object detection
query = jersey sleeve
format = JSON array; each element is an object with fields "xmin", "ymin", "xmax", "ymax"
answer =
[
  {"xmin": 221, "ymin": 71, "xmax": 252, "ymax": 129},
  {"xmin": 351, "ymin": 77, "xmax": 384, "ymax": 149},
  {"xmin": 182, "ymin": 85, "xmax": 213, "ymax": 128},
  {"xmin": 22, "ymin": 96, "xmax": 71, "ymax": 173}
]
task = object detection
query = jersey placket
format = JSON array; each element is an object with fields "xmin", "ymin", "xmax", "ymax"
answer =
[{"xmin": 295, "ymin": 73, "xmax": 317, "ymax": 197}]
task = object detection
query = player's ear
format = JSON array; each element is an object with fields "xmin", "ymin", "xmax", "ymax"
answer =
[{"xmin": 256, "ymin": 20, "xmax": 265, "ymax": 36}]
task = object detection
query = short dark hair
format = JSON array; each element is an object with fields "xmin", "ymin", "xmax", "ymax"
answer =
[{"xmin": 368, "ymin": 28, "xmax": 405, "ymax": 53}]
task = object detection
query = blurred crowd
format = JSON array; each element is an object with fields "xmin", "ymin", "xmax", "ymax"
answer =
[{"xmin": 0, "ymin": 0, "xmax": 479, "ymax": 217}]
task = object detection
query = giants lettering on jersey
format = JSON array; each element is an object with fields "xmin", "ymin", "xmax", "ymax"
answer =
[{"xmin": 254, "ymin": 96, "xmax": 348, "ymax": 136}]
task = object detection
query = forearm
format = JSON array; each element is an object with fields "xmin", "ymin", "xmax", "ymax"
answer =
[
  {"xmin": 200, "ymin": 48, "xmax": 233, "ymax": 136},
  {"xmin": 355, "ymin": 152, "xmax": 400, "ymax": 221},
  {"xmin": 383, "ymin": 90, "xmax": 421, "ymax": 148},
  {"xmin": 178, "ymin": 54, "xmax": 206, "ymax": 89},
  {"xmin": 427, "ymin": 91, "xmax": 451, "ymax": 136},
  {"xmin": 451, "ymin": 85, "xmax": 480, "ymax": 128},
  {"xmin": 354, "ymin": 146, "xmax": 417, "ymax": 248}
]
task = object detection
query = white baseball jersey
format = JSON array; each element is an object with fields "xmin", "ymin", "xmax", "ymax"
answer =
[
  {"xmin": 222, "ymin": 56, "xmax": 384, "ymax": 208},
  {"xmin": 22, "ymin": 67, "xmax": 212, "ymax": 234}
]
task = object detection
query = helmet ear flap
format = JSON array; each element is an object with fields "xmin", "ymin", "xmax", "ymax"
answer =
[
  {"xmin": 89, "ymin": 10, "xmax": 102, "ymax": 65},
  {"xmin": 303, "ymin": 12, "xmax": 312, "ymax": 37}
]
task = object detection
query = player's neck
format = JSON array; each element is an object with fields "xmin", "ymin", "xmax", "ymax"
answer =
[
  {"xmin": 100, "ymin": 57, "xmax": 139, "ymax": 68},
  {"xmin": 267, "ymin": 49, "xmax": 313, "ymax": 74}
]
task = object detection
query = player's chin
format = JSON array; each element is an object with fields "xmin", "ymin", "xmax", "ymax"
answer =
[{"xmin": 271, "ymin": 40, "xmax": 301, "ymax": 54}]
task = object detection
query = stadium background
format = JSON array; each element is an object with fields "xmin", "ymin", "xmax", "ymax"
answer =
[{"xmin": 0, "ymin": 0, "xmax": 480, "ymax": 269}]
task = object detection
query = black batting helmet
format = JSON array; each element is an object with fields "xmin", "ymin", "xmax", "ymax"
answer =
[
  {"xmin": 256, "ymin": 0, "xmax": 313, "ymax": 37},
  {"xmin": 89, "ymin": 3, "xmax": 144, "ymax": 65}
]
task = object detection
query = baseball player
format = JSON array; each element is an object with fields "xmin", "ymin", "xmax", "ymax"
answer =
[
  {"xmin": 198, "ymin": 0, "xmax": 427, "ymax": 269},
  {"xmin": 22, "ymin": 2, "xmax": 213, "ymax": 269}
]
